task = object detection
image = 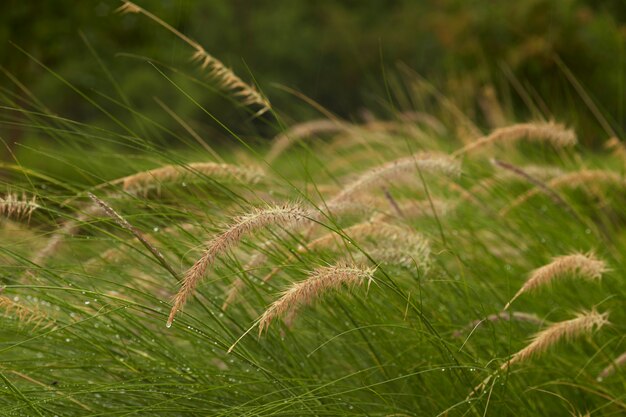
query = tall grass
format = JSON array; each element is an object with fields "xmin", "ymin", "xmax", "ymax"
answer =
[{"xmin": 0, "ymin": 6, "xmax": 624, "ymax": 417}]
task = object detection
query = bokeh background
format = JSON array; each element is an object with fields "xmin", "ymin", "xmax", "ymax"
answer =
[{"xmin": 2, "ymin": 0, "xmax": 626, "ymax": 154}]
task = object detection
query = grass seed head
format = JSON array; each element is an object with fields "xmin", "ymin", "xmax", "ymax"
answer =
[
  {"xmin": 258, "ymin": 263, "xmax": 376, "ymax": 335},
  {"xmin": 504, "ymin": 252, "xmax": 607, "ymax": 310},
  {"xmin": 167, "ymin": 203, "xmax": 311, "ymax": 327}
]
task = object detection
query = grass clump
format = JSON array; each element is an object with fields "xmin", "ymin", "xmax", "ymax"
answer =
[{"xmin": 0, "ymin": 6, "xmax": 624, "ymax": 417}]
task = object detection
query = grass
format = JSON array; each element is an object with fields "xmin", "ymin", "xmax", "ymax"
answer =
[{"xmin": 0, "ymin": 7, "xmax": 625, "ymax": 417}]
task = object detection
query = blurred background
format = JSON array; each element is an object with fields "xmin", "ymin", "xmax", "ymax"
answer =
[{"xmin": 2, "ymin": 0, "xmax": 626, "ymax": 157}]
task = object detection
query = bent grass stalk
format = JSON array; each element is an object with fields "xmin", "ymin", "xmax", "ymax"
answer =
[
  {"xmin": 87, "ymin": 193, "xmax": 179, "ymax": 281},
  {"xmin": 117, "ymin": 1, "xmax": 270, "ymax": 116}
]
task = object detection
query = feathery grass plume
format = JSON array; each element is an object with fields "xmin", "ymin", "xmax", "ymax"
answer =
[
  {"xmin": 500, "ymin": 169, "xmax": 625, "ymax": 215},
  {"xmin": 597, "ymin": 351, "xmax": 626, "ymax": 381},
  {"xmin": 470, "ymin": 309, "xmax": 609, "ymax": 397},
  {"xmin": 120, "ymin": 162, "xmax": 263, "ymax": 195},
  {"xmin": 504, "ymin": 253, "xmax": 607, "ymax": 310},
  {"xmin": 0, "ymin": 296, "xmax": 53, "ymax": 330},
  {"xmin": 328, "ymin": 153, "xmax": 460, "ymax": 205},
  {"xmin": 258, "ymin": 263, "xmax": 376, "ymax": 335},
  {"xmin": 168, "ymin": 203, "xmax": 310, "ymax": 327},
  {"xmin": 504, "ymin": 309, "xmax": 608, "ymax": 368},
  {"xmin": 453, "ymin": 121, "xmax": 577, "ymax": 157},
  {"xmin": 0, "ymin": 193, "xmax": 39, "ymax": 222},
  {"xmin": 266, "ymin": 119, "xmax": 350, "ymax": 163},
  {"xmin": 452, "ymin": 311, "xmax": 544, "ymax": 339},
  {"xmin": 117, "ymin": 1, "xmax": 270, "ymax": 116}
]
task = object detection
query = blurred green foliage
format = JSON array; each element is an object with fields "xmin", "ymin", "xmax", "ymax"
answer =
[{"xmin": 2, "ymin": 0, "xmax": 626, "ymax": 145}]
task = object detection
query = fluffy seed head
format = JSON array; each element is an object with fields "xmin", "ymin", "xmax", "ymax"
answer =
[
  {"xmin": 455, "ymin": 121, "xmax": 577, "ymax": 156},
  {"xmin": 266, "ymin": 119, "xmax": 350, "ymax": 163},
  {"xmin": 470, "ymin": 309, "xmax": 609, "ymax": 397},
  {"xmin": 505, "ymin": 309, "xmax": 609, "ymax": 368},
  {"xmin": 258, "ymin": 263, "xmax": 375, "ymax": 334},
  {"xmin": 122, "ymin": 162, "xmax": 263, "ymax": 195},
  {"xmin": 501, "ymin": 169, "xmax": 625, "ymax": 215},
  {"xmin": 504, "ymin": 252, "xmax": 607, "ymax": 310},
  {"xmin": 329, "ymin": 153, "xmax": 460, "ymax": 204},
  {"xmin": 167, "ymin": 203, "xmax": 310, "ymax": 327}
]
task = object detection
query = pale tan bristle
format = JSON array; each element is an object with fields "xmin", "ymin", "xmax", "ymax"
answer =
[
  {"xmin": 454, "ymin": 121, "xmax": 577, "ymax": 156},
  {"xmin": 257, "ymin": 263, "xmax": 376, "ymax": 334},
  {"xmin": 0, "ymin": 193, "xmax": 39, "ymax": 222},
  {"xmin": 117, "ymin": 1, "xmax": 269, "ymax": 115},
  {"xmin": 122, "ymin": 162, "xmax": 263, "ymax": 194},
  {"xmin": 597, "ymin": 351, "xmax": 626, "ymax": 380},
  {"xmin": 452, "ymin": 311, "xmax": 544, "ymax": 339},
  {"xmin": 504, "ymin": 253, "xmax": 607, "ymax": 310},
  {"xmin": 500, "ymin": 169, "xmax": 625, "ymax": 215},
  {"xmin": 328, "ymin": 153, "xmax": 460, "ymax": 205},
  {"xmin": 168, "ymin": 203, "xmax": 310, "ymax": 327}
]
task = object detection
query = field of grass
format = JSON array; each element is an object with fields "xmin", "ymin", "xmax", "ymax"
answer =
[{"xmin": 1, "ymin": 3, "xmax": 625, "ymax": 416}]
